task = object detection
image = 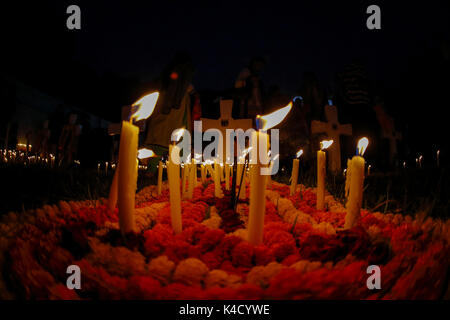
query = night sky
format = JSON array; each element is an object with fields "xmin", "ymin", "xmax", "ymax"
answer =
[{"xmin": 1, "ymin": 1, "xmax": 450, "ymax": 156}]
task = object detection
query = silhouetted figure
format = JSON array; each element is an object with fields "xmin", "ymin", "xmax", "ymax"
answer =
[
  {"xmin": 49, "ymin": 104, "xmax": 65, "ymax": 162},
  {"xmin": 1, "ymin": 80, "xmax": 17, "ymax": 150},
  {"xmin": 298, "ymin": 72, "xmax": 325, "ymax": 122},
  {"xmin": 144, "ymin": 52, "xmax": 197, "ymax": 150},
  {"xmin": 234, "ymin": 56, "xmax": 266, "ymax": 119},
  {"xmin": 279, "ymin": 96, "xmax": 312, "ymax": 167},
  {"xmin": 34, "ymin": 120, "xmax": 50, "ymax": 158},
  {"xmin": 335, "ymin": 61, "xmax": 377, "ymax": 163},
  {"xmin": 58, "ymin": 114, "xmax": 81, "ymax": 166}
]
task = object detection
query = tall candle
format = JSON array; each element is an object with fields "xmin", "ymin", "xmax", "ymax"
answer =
[
  {"xmin": 117, "ymin": 121, "xmax": 139, "ymax": 234},
  {"xmin": 201, "ymin": 164, "xmax": 206, "ymax": 183},
  {"xmin": 220, "ymin": 163, "xmax": 225, "ymax": 182},
  {"xmin": 247, "ymin": 102, "xmax": 292, "ymax": 245},
  {"xmin": 168, "ymin": 145, "xmax": 182, "ymax": 234},
  {"xmin": 194, "ymin": 159, "xmax": 198, "ymax": 186},
  {"xmin": 248, "ymin": 131, "xmax": 268, "ymax": 245},
  {"xmin": 157, "ymin": 160, "xmax": 163, "ymax": 196},
  {"xmin": 187, "ymin": 159, "xmax": 195, "ymax": 199},
  {"xmin": 290, "ymin": 149, "xmax": 303, "ymax": 196},
  {"xmin": 225, "ymin": 163, "xmax": 230, "ymax": 190},
  {"xmin": 344, "ymin": 158, "xmax": 352, "ymax": 203},
  {"xmin": 214, "ymin": 159, "xmax": 223, "ymax": 198},
  {"xmin": 437, "ymin": 150, "xmax": 440, "ymax": 167},
  {"xmin": 108, "ymin": 163, "xmax": 119, "ymax": 211},
  {"xmin": 345, "ymin": 138, "xmax": 369, "ymax": 229},
  {"xmin": 109, "ymin": 92, "xmax": 159, "ymax": 234},
  {"xmin": 316, "ymin": 140, "xmax": 333, "ymax": 211},
  {"xmin": 206, "ymin": 163, "xmax": 214, "ymax": 178},
  {"xmin": 290, "ymin": 159, "xmax": 299, "ymax": 196},
  {"xmin": 181, "ymin": 165, "xmax": 188, "ymax": 197}
]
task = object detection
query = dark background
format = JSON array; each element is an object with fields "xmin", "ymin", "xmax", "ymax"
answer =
[{"xmin": 1, "ymin": 0, "xmax": 449, "ymax": 160}]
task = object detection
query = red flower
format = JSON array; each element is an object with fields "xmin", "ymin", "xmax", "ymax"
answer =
[
  {"xmin": 143, "ymin": 224, "xmax": 174, "ymax": 257},
  {"xmin": 127, "ymin": 276, "xmax": 161, "ymax": 299},
  {"xmin": 253, "ymin": 245, "xmax": 275, "ymax": 266},
  {"xmin": 231, "ymin": 241, "xmax": 254, "ymax": 268},
  {"xmin": 198, "ymin": 229, "xmax": 226, "ymax": 253}
]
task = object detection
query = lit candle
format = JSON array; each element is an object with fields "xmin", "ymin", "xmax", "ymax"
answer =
[
  {"xmin": 117, "ymin": 120, "xmax": 139, "ymax": 233},
  {"xmin": 214, "ymin": 159, "xmax": 223, "ymax": 198},
  {"xmin": 167, "ymin": 144, "xmax": 182, "ymax": 234},
  {"xmin": 194, "ymin": 154, "xmax": 201, "ymax": 187},
  {"xmin": 220, "ymin": 163, "xmax": 225, "ymax": 182},
  {"xmin": 157, "ymin": 160, "xmax": 163, "ymax": 196},
  {"xmin": 345, "ymin": 137, "xmax": 369, "ymax": 229},
  {"xmin": 437, "ymin": 150, "xmax": 440, "ymax": 167},
  {"xmin": 201, "ymin": 164, "xmax": 206, "ymax": 183},
  {"xmin": 187, "ymin": 158, "xmax": 196, "ymax": 199},
  {"xmin": 206, "ymin": 162, "xmax": 214, "ymax": 179},
  {"xmin": 181, "ymin": 164, "xmax": 188, "ymax": 197},
  {"xmin": 224, "ymin": 163, "xmax": 230, "ymax": 190},
  {"xmin": 115, "ymin": 92, "xmax": 159, "ymax": 234},
  {"xmin": 344, "ymin": 159, "xmax": 352, "ymax": 203},
  {"xmin": 248, "ymin": 130, "xmax": 269, "ymax": 245},
  {"xmin": 316, "ymin": 140, "xmax": 333, "ymax": 211},
  {"xmin": 236, "ymin": 148, "xmax": 251, "ymax": 200},
  {"xmin": 248, "ymin": 102, "xmax": 292, "ymax": 245},
  {"xmin": 108, "ymin": 163, "xmax": 119, "ymax": 211},
  {"xmin": 290, "ymin": 148, "xmax": 303, "ymax": 196}
]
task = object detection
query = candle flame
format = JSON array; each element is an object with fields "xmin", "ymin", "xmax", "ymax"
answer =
[
  {"xmin": 296, "ymin": 149, "xmax": 304, "ymax": 158},
  {"xmin": 258, "ymin": 102, "xmax": 292, "ymax": 130},
  {"xmin": 239, "ymin": 146, "xmax": 253, "ymax": 161},
  {"xmin": 357, "ymin": 137, "xmax": 369, "ymax": 156},
  {"xmin": 137, "ymin": 148, "xmax": 156, "ymax": 159},
  {"xmin": 131, "ymin": 92, "xmax": 159, "ymax": 122},
  {"xmin": 320, "ymin": 140, "xmax": 334, "ymax": 150},
  {"xmin": 172, "ymin": 128, "xmax": 186, "ymax": 142}
]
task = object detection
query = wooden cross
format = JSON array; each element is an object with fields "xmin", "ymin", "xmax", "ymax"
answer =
[
  {"xmin": 374, "ymin": 105, "xmax": 402, "ymax": 165},
  {"xmin": 311, "ymin": 104, "xmax": 352, "ymax": 173},
  {"xmin": 200, "ymin": 99, "xmax": 253, "ymax": 162}
]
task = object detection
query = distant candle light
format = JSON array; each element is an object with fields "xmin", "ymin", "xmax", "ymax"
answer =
[{"xmin": 437, "ymin": 150, "xmax": 440, "ymax": 167}]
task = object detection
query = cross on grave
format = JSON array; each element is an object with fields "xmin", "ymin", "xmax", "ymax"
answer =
[
  {"xmin": 374, "ymin": 105, "xmax": 402, "ymax": 165},
  {"xmin": 311, "ymin": 104, "xmax": 352, "ymax": 173},
  {"xmin": 200, "ymin": 99, "xmax": 253, "ymax": 162}
]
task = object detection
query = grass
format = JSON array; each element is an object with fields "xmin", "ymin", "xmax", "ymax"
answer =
[
  {"xmin": 274, "ymin": 164, "xmax": 449, "ymax": 220},
  {"xmin": 0, "ymin": 162, "xmax": 448, "ymax": 220}
]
